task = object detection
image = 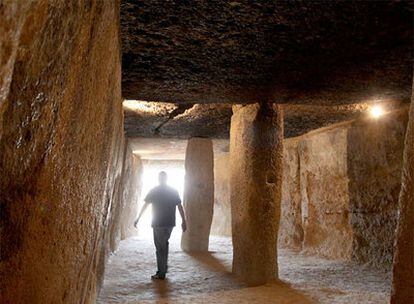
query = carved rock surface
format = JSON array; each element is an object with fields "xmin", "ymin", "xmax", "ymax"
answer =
[
  {"xmin": 124, "ymin": 101, "xmax": 406, "ymax": 139},
  {"xmin": 121, "ymin": 1, "xmax": 412, "ymax": 105},
  {"xmin": 213, "ymin": 108, "xmax": 408, "ymax": 270},
  {"xmin": 391, "ymin": 81, "xmax": 414, "ymax": 304},
  {"xmin": 230, "ymin": 103, "xmax": 283, "ymax": 285},
  {"xmin": 120, "ymin": 143, "xmax": 143, "ymax": 240},
  {"xmin": 0, "ymin": 1, "xmax": 123, "ymax": 303},
  {"xmin": 278, "ymin": 139, "xmax": 304, "ymax": 251},
  {"xmin": 181, "ymin": 138, "xmax": 214, "ymax": 252},
  {"xmin": 210, "ymin": 153, "xmax": 231, "ymax": 237}
]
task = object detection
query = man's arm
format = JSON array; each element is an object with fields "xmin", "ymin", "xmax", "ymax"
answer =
[
  {"xmin": 177, "ymin": 204, "xmax": 187, "ymax": 232},
  {"xmin": 134, "ymin": 202, "xmax": 150, "ymax": 228}
]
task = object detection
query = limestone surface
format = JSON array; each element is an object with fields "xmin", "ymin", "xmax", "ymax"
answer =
[
  {"xmin": 210, "ymin": 153, "xmax": 231, "ymax": 237},
  {"xmin": 0, "ymin": 1, "xmax": 123, "ymax": 303},
  {"xmin": 121, "ymin": 1, "xmax": 412, "ymax": 105},
  {"xmin": 213, "ymin": 108, "xmax": 408, "ymax": 270},
  {"xmin": 181, "ymin": 138, "xmax": 214, "ymax": 252},
  {"xmin": 230, "ymin": 103, "xmax": 283, "ymax": 285},
  {"xmin": 120, "ymin": 143, "xmax": 143, "ymax": 240},
  {"xmin": 278, "ymin": 139, "xmax": 303, "ymax": 251},
  {"xmin": 124, "ymin": 101, "xmax": 406, "ymax": 139},
  {"xmin": 278, "ymin": 109, "xmax": 408, "ymax": 266},
  {"xmin": 391, "ymin": 81, "xmax": 414, "ymax": 303},
  {"xmin": 98, "ymin": 235, "xmax": 392, "ymax": 304},
  {"xmin": 347, "ymin": 111, "xmax": 408, "ymax": 267}
]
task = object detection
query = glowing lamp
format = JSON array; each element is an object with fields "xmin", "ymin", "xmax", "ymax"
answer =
[{"xmin": 369, "ymin": 105, "xmax": 384, "ymax": 119}]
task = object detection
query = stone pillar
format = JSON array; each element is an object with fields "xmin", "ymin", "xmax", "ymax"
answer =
[
  {"xmin": 230, "ymin": 103, "xmax": 283, "ymax": 286},
  {"xmin": 391, "ymin": 82, "xmax": 414, "ymax": 303},
  {"xmin": 181, "ymin": 138, "xmax": 214, "ymax": 252}
]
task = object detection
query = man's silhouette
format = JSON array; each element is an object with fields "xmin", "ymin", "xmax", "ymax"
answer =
[{"xmin": 134, "ymin": 171, "xmax": 187, "ymax": 280}]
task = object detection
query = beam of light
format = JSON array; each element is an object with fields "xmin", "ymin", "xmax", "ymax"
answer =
[{"xmin": 369, "ymin": 104, "xmax": 385, "ymax": 119}]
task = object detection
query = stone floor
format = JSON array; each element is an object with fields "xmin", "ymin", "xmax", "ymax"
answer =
[{"xmin": 97, "ymin": 233, "xmax": 391, "ymax": 304}]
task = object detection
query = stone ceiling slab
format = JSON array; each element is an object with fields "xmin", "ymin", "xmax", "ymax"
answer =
[{"xmin": 121, "ymin": 1, "xmax": 413, "ymax": 105}]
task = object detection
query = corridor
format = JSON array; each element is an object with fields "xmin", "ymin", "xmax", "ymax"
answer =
[
  {"xmin": 2, "ymin": 2, "xmax": 413, "ymax": 303},
  {"xmin": 98, "ymin": 235, "xmax": 390, "ymax": 304}
]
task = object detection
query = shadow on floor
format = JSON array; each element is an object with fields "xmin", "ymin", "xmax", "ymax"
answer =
[
  {"xmin": 151, "ymin": 279, "xmax": 172, "ymax": 299},
  {"xmin": 97, "ymin": 236, "xmax": 319, "ymax": 303},
  {"xmin": 146, "ymin": 251, "xmax": 316, "ymax": 303},
  {"xmin": 146, "ymin": 278, "xmax": 316, "ymax": 304},
  {"xmin": 185, "ymin": 251, "xmax": 232, "ymax": 273}
]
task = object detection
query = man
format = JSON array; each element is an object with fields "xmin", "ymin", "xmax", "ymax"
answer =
[{"xmin": 134, "ymin": 171, "xmax": 187, "ymax": 280}]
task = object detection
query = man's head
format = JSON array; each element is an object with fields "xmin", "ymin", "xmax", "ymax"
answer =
[{"xmin": 158, "ymin": 171, "xmax": 167, "ymax": 186}]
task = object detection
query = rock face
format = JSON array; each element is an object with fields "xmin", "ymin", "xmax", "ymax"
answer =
[
  {"xmin": 213, "ymin": 108, "xmax": 408, "ymax": 269},
  {"xmin": 0, "ymin": 1, "xmax": 123, "ymax": 303},
  {"xmin": 124, "ymin": 100, "xmax": 406, "ymax": 140},
  {"xmin": 121, "ymin": 1, "xmax": 412, "ymax": 105},
  {"xmin": 120, "ymin": 143, "xmax": 143, "ymax": 240},
  {"xmin": 298, "ymin": 123, "xmax": 354, "ymax": 260},
  {"xmin": 278, "ymin": 139, "xmax": 303, "ymax": 250},
  {"xmin": 281, "ymin": 109, "xmax": 408, "ymax": 267},
  {"xmin": 210, "ymin": 153, "xmax": 231, "ymax": 237},
  {"xmin": 347, "ymin": 113, "xmax": 408, "ymax": 267},
  {"xmin": 181, "ymin": 138, "xmax": 214, "ymax": 252},
  {"xmin": 230, "ymin": 104, "xmax": 284, "ymax": 285},
  {"xmin": 391, "ymin": 83, "xmax": 414, "ymax": 303}
]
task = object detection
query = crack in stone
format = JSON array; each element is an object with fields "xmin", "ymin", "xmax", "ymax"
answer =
[{"xmin": 154, "ymin": 103, "xmax": 195, "ymax": 135}]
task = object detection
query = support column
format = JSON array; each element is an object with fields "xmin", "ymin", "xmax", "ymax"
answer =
[
  {"xmin": 181, "ymin": 138, "xmax": 214, "ymax": 252},
  {"xmin": 230, "ymin": 103, "xmax": 283, "ymax": 286},
  {"xmin": 391, "ymin": 81, "xmax": 414, "ymax": 303}
]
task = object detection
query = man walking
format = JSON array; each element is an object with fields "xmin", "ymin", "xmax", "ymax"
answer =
[{"xmin": 134, "ymin": 171, "xmax": 187, "ymax": 280}]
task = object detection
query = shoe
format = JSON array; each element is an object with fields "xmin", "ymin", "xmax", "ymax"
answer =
[{"xmin": 151, "ymin": 273, "xmax": 166, "ymax": 280}]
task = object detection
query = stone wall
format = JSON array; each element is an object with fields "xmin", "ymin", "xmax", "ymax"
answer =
[
  {"xmin": 283, "ymin": 109, "xmax": 407, "ymax": 267},
  {"xmin": 391, "ymin": 83, "xmax": 414, "ymax": 303},
  {"xmin": 278, "ymin": 139, "xmax": 303, "ymax": 250},
  {"xmin": 297, "ymin": 123, "xmax": 353, "ymax": 260},
  {"xmin": 347, "ymin": 111, "xmax": 408, "ymax": 267},
  {"xmin": 120, "ymin": 143, "xmax": 143, "ymax": 240},
  {"xmin": 0, "ymin": 1, "xmax": 123, "ymax": 303},
  {"xmin": 211, "ymin": 108, "xmax": 408, "ymax": 268}
]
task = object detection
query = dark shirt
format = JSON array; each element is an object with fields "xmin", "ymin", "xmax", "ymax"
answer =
[{"xmin": 144, "ymin": 185, "xmax": 181, "ymax": 227}]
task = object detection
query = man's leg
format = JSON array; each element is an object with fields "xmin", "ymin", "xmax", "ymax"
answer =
[
  {"xmin": 165, "ymin": 227, "xmax": 173, "ymax": 272},
  {"xmin": 157, "ymin": 227, "xmax": 172, "ymax": 275},
  {"xmin": 153, "ymin": 228, "xmax": 164, "ymax": 275}
]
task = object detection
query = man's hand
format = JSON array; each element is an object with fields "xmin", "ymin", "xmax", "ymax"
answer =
[
  {"xmin": 134, "ymin": 202, "xmax": 149, "ymax": 229},
  {"xmin": 177, "ymin": 204, "xmax": 187, "ymax": 232}
]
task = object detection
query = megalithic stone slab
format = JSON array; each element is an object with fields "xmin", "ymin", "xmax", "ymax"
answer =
[
  {"xmin": 391, "ymin": 80, "xmax": 414, "ymax": 304},
  {"xmin": 230, "ymin": 103, "xmax": 284, "ymax": 286},
  {"xmin": 181, "ymin": 138, "xmax": 214, "ymax": 252}
]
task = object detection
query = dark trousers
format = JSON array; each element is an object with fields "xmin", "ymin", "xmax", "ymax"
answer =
[{"xmin": 153, "ymin": 227, "xmax": 173, "ymax": 275}]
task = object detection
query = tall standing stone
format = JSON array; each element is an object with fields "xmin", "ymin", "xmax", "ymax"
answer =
[
  {"xmin": 181, "ymin": 138, "xmax": 214, "ymax": 252},
  {"xmin": 391, "ymin": 81, "xmax": 414, "ymax": 304},
  {"xmin": 230, "ymin": 103, "xmax": 283, "ymax": 286}
]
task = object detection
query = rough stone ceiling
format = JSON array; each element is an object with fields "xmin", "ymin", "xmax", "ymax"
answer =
[
  {"xmin": 130, "ymin": 138, "xmax": 229, "ymax": 160},
  {"xmin": 124, "ymin": 99, "xmax": 403, "ymax": 138},
  {"xmin": 121, "ymin": 1, "xmax": 413, "ymax": 139},
  {"xmin": 121, "ymin": 1, "xmax": 413, "ymax": 105},
  {"xmin": 129, "ymin": 105, "xmax": 410, "ymax": 160}
]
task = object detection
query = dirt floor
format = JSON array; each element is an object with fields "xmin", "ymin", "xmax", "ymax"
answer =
[{"xmin": 97, "ymin": 232, "xmax": 391, "ymax": 304}]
